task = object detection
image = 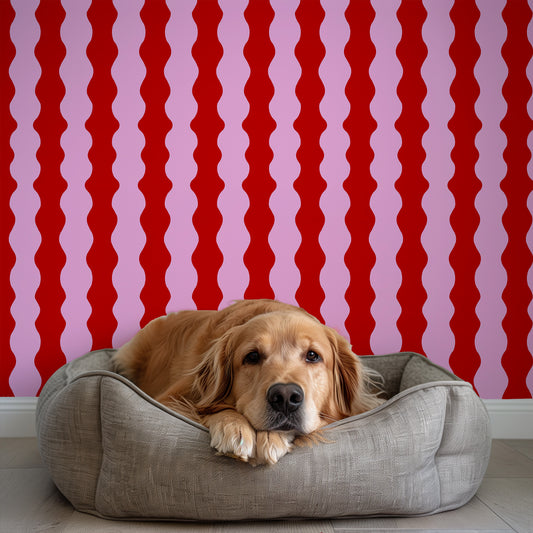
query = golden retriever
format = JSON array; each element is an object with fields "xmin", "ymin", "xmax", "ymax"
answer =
[{"xmin": 113, "ymin": 299, "xmax": 383, "ymax": 465}]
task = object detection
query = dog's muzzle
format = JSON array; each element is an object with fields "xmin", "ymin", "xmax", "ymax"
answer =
[{"xmin": 266, "ymin": 383, "xmax": 304, "ymax": 431}]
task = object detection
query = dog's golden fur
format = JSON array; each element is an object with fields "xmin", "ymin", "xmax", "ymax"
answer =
[{"xmin": 113, "ymin": 299, "xmax": 383, "ymax": 465}]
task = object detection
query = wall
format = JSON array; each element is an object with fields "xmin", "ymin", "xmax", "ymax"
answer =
[{"xmin": 1, "ymin": 0, "xmax": 532, "ymax": 399}]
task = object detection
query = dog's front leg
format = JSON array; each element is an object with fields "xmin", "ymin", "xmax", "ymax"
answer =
[
  {"xmin": 203, "ymin": 410, "xmax": 257, "ymax": 463},
  {"xmin": 254, "ymin": 431, "xmax": 295, "ymax": 465}
]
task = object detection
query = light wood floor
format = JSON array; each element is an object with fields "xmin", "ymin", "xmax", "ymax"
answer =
[{"xmin": 1, "ymin": 438, "xmax": 532, "ymax": 533}]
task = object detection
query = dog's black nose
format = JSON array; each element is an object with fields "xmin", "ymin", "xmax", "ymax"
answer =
[{"xmin": 267, "ymin": 383, "xmax": 304, "ymax": 415}]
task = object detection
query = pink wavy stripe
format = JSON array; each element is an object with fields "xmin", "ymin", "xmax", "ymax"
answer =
[
  {"xmin": 0, "ymin": 0, "xmax": 16, "ymax": 396},
  {"xmin": 8, "ymin": 0, "xmax": 42, "ymax": 395},
  {"xmin": 216, "ymin": 0, "xmax": 250, "ymax": 307},
  {"xmin": 59, "ymin": 0, "xmax": 93, "ymax": 361},
  {"xmin": 368, "ymin": 0, "xmax": 403, "ymax": 354},
  {"xmin": 473, "ymin": 0, "xmax": 509, "ymax": 398},
  {"xmin": 164, "ymin": 0, "xmax": 198, "ymax": 313},
  {"xmin": 526, "ymin": 188, "xmax": 533, "ymax": 396},
  {"xmin": 110, "ymin": 0, "xmax": 146, "ymax": 346},
  {"xmin": 420, "ymin": 0, "xmax": 456, "ymax": 370},
  {"xmin": 268, "ymin": 0, "xmax": 301, "ymax": 307},
  {"xmin": 318, "ymin": 0, "xmax": 351, "ymax": 337},
  {"xmin": 527, "ymin": 13, "xmax": 533, "ymax": 397}
]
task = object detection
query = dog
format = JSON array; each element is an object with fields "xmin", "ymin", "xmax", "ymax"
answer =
[{"xmin": 113, "ymin": 299, "xmax": 383, "ymax": 465}]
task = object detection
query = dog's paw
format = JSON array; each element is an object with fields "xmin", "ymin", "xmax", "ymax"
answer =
[
  {"xmin": 205, "ymin": 412, "xmax": 256, "ymax": 463},
  {"xmin": 253, "ymin": 431, "xmax": 294, "ymax": 465}
]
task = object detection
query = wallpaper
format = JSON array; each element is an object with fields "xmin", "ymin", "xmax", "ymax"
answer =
[{"xmin": 2, "ymin": 0, "xmax": 532, "ymax": 399}]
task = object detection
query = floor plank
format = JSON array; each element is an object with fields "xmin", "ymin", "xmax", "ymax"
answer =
[
  {"xmin": 501, "ymin": 439, "xmax": 533, "ymax": 461},
  {"xmin": 331, "ymin": 528, "xmax": 513, "ymax": 532},
  {"xmin": 332, "ymin": 526, "xmax": 514, "ymax": 532},
  {"xmin": 484, "ymin": 440, "xmax": 533, "ymax": 478},
  {"xmin": 212, "ymin": 520, "xmax": 335, "ymax": 533},
  {"xmin": 0, "ymin": 467, "xmax": 74, "ymax": 532},
  {"xmin": 0, "ymin": 437, "xmax": 43, "ymax": 469},
  {"xmin": 58, "ymin": 511, "xmax": 216, "ymax": 532},
  {"xmin": 332, "ymin": 496, "xmax": 514, "ymax": 532},
  {"xmin": 476, "ymin": 478, "xmax": 533, "ymax": 533}
]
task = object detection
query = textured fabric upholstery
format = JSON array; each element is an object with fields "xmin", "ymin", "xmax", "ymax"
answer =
[{"xmin": 36, "ymin": 350, "xmax": 491, "ymax": 521}]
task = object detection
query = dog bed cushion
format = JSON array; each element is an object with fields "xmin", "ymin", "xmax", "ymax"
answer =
[{"xmin": 36, "ymin": 350, "xmax": 491, "ymax": 521}]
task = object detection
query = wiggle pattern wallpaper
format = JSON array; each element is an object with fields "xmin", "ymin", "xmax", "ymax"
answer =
[{"xmin": 1, "ymin": 0, "xmax": 533, "ymax": 399}]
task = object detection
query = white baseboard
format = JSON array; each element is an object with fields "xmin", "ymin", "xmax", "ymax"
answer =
[
  {"xmin": 482, "ymin": 399, "xmax": 533, "ymax": 439},
  {"xmin": 0, "ymin": 397, "xmax": 38, "ymax": 438},
  {"xmin": 0, "ymin": 397, "xmax": 532, "ymax": 439}
]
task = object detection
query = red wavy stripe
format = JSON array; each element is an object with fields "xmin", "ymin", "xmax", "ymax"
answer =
[
  {"xmin": 448, "ymin": 0, "xmax": 482, "ymax": 388},
  {"xmin": 0, "ymin": 1, "xmax": 16, "ymax": 396},
  {"xmin": 500, "ymin": 0, "xmax": 533, "ymax": 399},
  {"xmin": 190, "ymin": 0, "xmax": 224, "ymax": 310},
  {"xmin": 343, "ymin": 0, "xmax": 377, "ymax": 354},
  {"xmin": 242, "ymin": 0, "xmax": 276, "ymax": 300},
  {"xmin": 85, "ymin": 0, "xmax": 119, "ymax": 348},
  {"xmin": 394, "ymin": 0, "xmax": 429, "ymax": 355},
  {"xmin": 33, "ymin": 0, "xmax": 67, "ymax": 392},
  {"xmin": 138, "ymin": 0, "xmax": 172, "ymax": 326},
  {"xmin": 294, "ymin": 0, "xmax": 327, "ymax": 320}
]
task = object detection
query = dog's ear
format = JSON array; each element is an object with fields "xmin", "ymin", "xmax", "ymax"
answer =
[
  {"xmin": 327, "ymin": 327, "xmax": 361, "ymax": 418},
  {"xmin": 191, "ymin": 328, "xmax": 236, "ymax": 415},
  {"xmin": 328, "ymin": 327, "xmax": 385, "ymax": 417}
]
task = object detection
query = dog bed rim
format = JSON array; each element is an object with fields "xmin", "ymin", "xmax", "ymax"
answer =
[{"xmin": 60, "ymin": 356, "xmax": 479, "ymax": 432}]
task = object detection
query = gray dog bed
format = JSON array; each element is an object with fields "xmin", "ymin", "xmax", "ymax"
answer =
[{"xmin": 36, "ymin": 350, "xmax": 491, "ymax": 521}]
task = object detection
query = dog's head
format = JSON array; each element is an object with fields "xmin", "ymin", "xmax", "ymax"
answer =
[{"xmin": 192, "ymin": 310, "xmax": 372, "ymax": 434}]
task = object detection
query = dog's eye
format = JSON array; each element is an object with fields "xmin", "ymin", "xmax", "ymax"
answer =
[
  {"xmin": 243, "ymin": 351, "xmax": 261, "ymax": 365},
  {"xmin": 306, "ymin": 350, "xmax": 322, "ymax": 363}
]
